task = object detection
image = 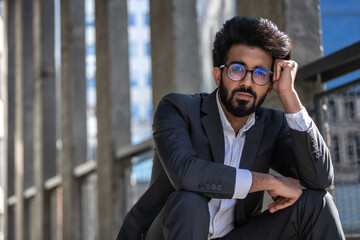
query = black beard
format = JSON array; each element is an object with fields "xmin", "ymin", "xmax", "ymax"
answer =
[{"xmin": 219, "ymin": 79, "xmax": 267, "ymax": 117}]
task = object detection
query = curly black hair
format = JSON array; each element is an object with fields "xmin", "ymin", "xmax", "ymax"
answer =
[{"xmin": 212, "ymin": 16, "xmax": 292, "ymax": 67}]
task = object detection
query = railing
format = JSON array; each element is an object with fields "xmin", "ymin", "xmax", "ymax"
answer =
[
  {"xmin": 315, "ymin": 79, "xmax": 360, "ymax": 236},
  {"xmin": 116, "ymin": 139, "xmax": 153, "ymax": 214},
  {"xmin": 298, "ymin": 41, "xmax": 360, "ymax": 238}
]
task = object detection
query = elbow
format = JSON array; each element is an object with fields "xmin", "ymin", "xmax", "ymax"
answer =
[
  {"xmin": 304, "ymin": 170, "xmax": 334, "ymax": 190},
  {"xmin": 317, "ymin": 175, "xmax": 334, "ymax": 190}
]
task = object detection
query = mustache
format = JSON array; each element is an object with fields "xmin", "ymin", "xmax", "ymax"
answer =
[{"xmin": 231, "ymin": 87, "xmax": 257, "ymax": 99}]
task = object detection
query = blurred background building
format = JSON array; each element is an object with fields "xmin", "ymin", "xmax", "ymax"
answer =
[{"xmin": 0, "ymin": 0, "xmax": 359, "ymax": 239}]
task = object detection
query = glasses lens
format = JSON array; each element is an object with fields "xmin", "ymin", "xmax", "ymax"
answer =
[
  {"xmin": 228, "ymin": 64, "xmax": 246, "ymax": 81},
  {"xmin": 253, "ymin": 68, "xmax": 271, "ymax": 85}
]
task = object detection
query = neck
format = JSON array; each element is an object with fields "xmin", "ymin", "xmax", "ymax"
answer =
[{"xmin": 220, "ymin": 101, "xmax": 249, "ymax": 135}]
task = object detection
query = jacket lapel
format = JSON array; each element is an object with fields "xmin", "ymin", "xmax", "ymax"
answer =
[
  {"xmin": 201, "ymin": 90, "xmax": 225, "ymax": 164},
  {"xmin": 239, "ymin": 114, "xmax": 264, "ymax": 170}
]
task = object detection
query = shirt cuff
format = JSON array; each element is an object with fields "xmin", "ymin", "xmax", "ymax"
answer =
[
  {"xmin": 285, "ymin": 107, "xmax": 312, "ymax": 132},
  {"xmin": 233, "ymin": 169, "xmax": 252, "ymax": 199}
]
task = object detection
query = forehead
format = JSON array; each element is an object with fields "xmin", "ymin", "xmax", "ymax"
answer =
[{"xmin": 226, "ymin": 44, "xmax": 273, "ymax": 69}]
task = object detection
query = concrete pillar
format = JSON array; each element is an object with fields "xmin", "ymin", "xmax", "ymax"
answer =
[
  {"xmin": 283, "ymin": 0, "xmax": 324, "ymax": 111},
  {"xmin": 3, "ymin": 0, "xmax": 16, "ymax": 239},
  {"xmin": 236, "ymin": 0, "xmax": 323, "ymax": 110},
  {"xmin": 150, "ymin": 0, "xmax": 201, "ymax": 107},
  {"xmin": 95, "ymin": 0, "xmax": 131, "ymax": 238},
  {"xmin": 14, "ymin": 0, "xmax": 35, "ymax": 239},
  {"xmin": 61, "ymin": 0, "xmax": 87, "ymax": 239},
  {"xmin": 236, "ymin": 0, "xmax": 285, "ymax": 31},
  {"xmin": 33, "ymin": 0, "xmax": 56, "ymax": 239}
]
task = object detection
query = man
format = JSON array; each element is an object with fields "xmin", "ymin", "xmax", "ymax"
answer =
[{"xmin": 117, "ymin": 16, "xmax": 345, "ymax": 240}]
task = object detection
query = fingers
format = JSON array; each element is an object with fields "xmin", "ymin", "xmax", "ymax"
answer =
[
  {"xmin": 268, "ymin": 197, "xmax": 297, "ymax": 213},
  {"xmin": 267, "ymin": 176, "xmax": 303, "ymax": 213},
  {"xmin": 272, "ymin": 59, "xmax": 298, "ymax": 82}
]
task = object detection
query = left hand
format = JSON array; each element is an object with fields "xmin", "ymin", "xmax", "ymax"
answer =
[
  {"xmin": 266, "ymin": 176, "xmax": 302, "ymax": 213},
  {"xmin": 271, "ymin": 59, "xmax": 302, "ymax": 113},
  {"xmin": 271, "ymin": 59, "xmax": 298, "ymax": 96}
]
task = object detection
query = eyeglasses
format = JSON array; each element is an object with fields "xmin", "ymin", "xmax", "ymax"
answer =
[{"xmin": 219, "ymin": 63, "xmax": 273, "ymax": 86}]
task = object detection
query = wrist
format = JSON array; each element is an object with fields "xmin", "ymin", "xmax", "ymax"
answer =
[
  {"xmin": 278, "ymin": 89, "xmax": 303, "ymax": 114},
  {"xmin": 277, "ymin": 87, "xmax": 296, "ymax": 97},
  {"xmin": 268, "ymin": 175, "xmax": 280, "ymax": 191},
  {"xmin": 250, "ymin": 172, "xmax": 277, "ymax": 193}
]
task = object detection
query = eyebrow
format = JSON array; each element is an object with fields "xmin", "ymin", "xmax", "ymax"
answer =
[{"xmin": 228, "ymin": 61, "xmax": 270, "ymax": 70}]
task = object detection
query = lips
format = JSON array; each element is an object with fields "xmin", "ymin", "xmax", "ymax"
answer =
[{"xmin": 235, "ymin": 92, "xmax": 253, "ymax": 101}]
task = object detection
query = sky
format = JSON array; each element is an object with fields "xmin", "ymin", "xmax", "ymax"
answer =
[{"xmin": 320, "ymin": 0, "xmax": 360, "ymax": 89}]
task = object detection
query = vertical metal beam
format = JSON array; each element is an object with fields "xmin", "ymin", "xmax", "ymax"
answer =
[
  {"xmin": 3, "ymin": 0, "xmax": 16, "ymax": 239},
  {"xmin": 95, "ymin": 0, "xmax": 131, "ymax": 238},
  {"xmin": 33, "ymin": 0, "xmax": 56, "ymax": 239},
  {"xmin": 14, "ymin": 0, "xmax": 34, "ymax": 239},
  {"xmin": 150, "ymin": 0, "xmax": 201, "ymax": 108},
  {"xmin": 61, "ymin": 0, "xmax": 87, "ymax": 239}
]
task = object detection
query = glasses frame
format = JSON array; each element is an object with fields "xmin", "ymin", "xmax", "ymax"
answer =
[{"xmin": 219, "ymin": 63, "xmax": 273, "ymax": 86}]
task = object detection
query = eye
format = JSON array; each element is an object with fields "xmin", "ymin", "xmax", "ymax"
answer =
[
  {"xmin": 230, "ymin": 64, "xmax": 245, "ymax": 73},
  {"xmin": 254, "ymin": 68, "xmax": 270, "ymax": 77}
]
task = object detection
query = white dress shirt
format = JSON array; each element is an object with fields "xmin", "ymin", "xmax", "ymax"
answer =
[{"xmin": 208, "ymin": 90, "xmax": 312, "ymax": 239}]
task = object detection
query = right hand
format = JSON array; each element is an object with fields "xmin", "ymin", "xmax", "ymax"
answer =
[{"xmin": 267, "ymin": 177, "xmax": 302, "ymax": 213}]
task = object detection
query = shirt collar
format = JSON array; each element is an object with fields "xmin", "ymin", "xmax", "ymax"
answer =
[{"xmin": 216, "ymin": 89, "xmax": 256, "ymax": 133}]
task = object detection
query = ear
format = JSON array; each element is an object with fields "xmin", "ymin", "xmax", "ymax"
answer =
[{"xmin": 212, "ymin": 67, "xmax": 222, "ymax": 87}]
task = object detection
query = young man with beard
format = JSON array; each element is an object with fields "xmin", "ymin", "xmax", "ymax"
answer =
[{"xmin": 117, "ymin": 16, "xmax": 345, "ymax": 240}]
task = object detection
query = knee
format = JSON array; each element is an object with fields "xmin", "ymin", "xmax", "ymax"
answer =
[
  {"xmin": 300, "ymin": 189, "xmax": 335, "ymax": 209},
  {"xmin": 167, "ymin": 190, "xmax": 208, "ymax": 210},
  {"xmin": 165, "ymin": 191, "xmax": 209, "ymax": 218}
]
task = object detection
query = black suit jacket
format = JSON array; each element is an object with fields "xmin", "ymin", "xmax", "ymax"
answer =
[{"xmin": 117, "ymin": 90, "xmax": 334, "ymax": 239}]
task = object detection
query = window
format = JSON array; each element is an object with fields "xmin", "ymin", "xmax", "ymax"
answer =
[
  {"xmin": 144, "ymin": 12, "xmax": 150, "ymax": 25},
  {"xmin": 347, "ymin": 134, "xmax": 360, "ymax": 165},
  {"xmin": 327, "ymin": 99, "xmax": 336, "ymax": 122},
  {"xmin": 146, "ymin": 73, "xmax": 151, "ymax": 87},
  {"xmin": 356, "ymin": 136, "xmax": 360, "ymax": 164},
  {"xmin": 128, "ymin": 13, "xmax": 136, "ymax": 26},
  {"xmin": 344, "ymin": 101, "xmax": 355, "ymax": 120},
  {"xmin": 331, "ymin": 135, "xmax": 340, "ymax": 163},
  {"xmin": 130, "ymin": 73, "xmax": 138, "ymax": 87},
  {"xmin": 86, "ymin": 45, "xmax": 95, "ymax": 56},
  {"xmin": 145, "ymin": 42, "xmax": 151, "ymax": 56},
  {"xmin": 132, "ymin": 104, "xmax": 139, "ymax": 120},
  {"xmin": 147, "ymin": 103, "xmax": 153, "ymax": 121},
  {"xmin": 129, "ymin": 43, "xmax": 137, "ymax": 57}
]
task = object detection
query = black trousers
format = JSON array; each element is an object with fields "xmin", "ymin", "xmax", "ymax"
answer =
[{"xmin": 145, "ymin": 189, "xmax": 345, "ymax": 240}]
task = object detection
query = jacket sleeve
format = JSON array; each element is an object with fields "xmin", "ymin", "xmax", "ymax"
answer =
[
  {"xmin": 271, "ymin": 112, "xmax": 334, "ymax": 190},
  {"xmin": 153, "ymin": 93, "xmax": 237, "ymax": 199},
  {"xmin": 289, "ymin": 122, "xmax": 334, "ymax": 189}
]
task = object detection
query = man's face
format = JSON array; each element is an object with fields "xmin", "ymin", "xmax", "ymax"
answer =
[{"xmin": 213, "ymin": 44, "xmax": 273, "ymax": 118}]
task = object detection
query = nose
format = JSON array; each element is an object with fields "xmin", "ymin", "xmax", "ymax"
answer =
[{"xmin": 240, "ymin": 70, "xmax": 253, "ymax": 87}]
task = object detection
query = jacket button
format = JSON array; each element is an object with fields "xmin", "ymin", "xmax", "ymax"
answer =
[
  {"xmin": 199, "ymin": 182, "xmax": 205, "ymax": 189},
  {"xmin": 217, "ymin": 185, "xmax": 222, "ymax": 191},
  {"xmin": 211, "ymin": 184, "xmax": 216, "ymax": 190},
  {"xmin": 205, "ymin": 184, "xmax": 210, "ymax": 190}
]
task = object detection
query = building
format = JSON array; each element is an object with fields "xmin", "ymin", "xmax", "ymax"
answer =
[{"xmin": 318, "ymin": 0, "xmax": 360, "ymax": 236}]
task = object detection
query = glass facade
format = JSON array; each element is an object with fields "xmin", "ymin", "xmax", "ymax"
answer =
[
  {"xmin": 85, "ymin": 0, "xmax": 97, "ymax": 162},
  {"xmin": 127, "ymin": 0, "xmax": 153, "ymax": 145}
]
